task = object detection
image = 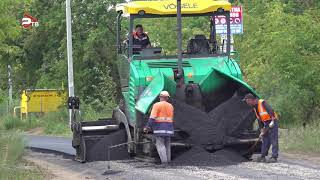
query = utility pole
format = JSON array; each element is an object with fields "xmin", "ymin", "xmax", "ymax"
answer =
[
  {"xmin": 66, "ymin": 0, "xmax": 75, "ymax": 128},
  {"xmin": 8, "ymin": 64, "xmax": 13, "ymax": 113}
]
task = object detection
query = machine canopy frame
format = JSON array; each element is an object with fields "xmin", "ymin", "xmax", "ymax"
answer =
[
  {"xmin": 116, "ymin": 0, "xmax": 231, "ymax": 16},
  {"xmin": 116, "ymin": 0, "xmax": 232, "ymax": 57}
]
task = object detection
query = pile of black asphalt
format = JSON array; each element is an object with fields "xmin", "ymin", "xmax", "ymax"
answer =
[
  {"xmin": 172, "ymin": 93, "xmax": 255, "ymax": 146},
  {"xmin": 171, "ymin": 93, "xmax": 256, "ymax": 163}
]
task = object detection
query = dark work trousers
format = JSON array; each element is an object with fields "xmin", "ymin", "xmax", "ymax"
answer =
[
  {"xmin": 261, "ymin": 120, "xmax": 279, "ymax": 158},
  {"xmin": 155, "ymin": 136, "xmax": 171, "ymax": 163}
]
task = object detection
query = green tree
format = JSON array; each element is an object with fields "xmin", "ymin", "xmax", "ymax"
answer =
[
  {"xmin": 0, "ymin": 0, "xmax": 23, "ymax": 94},
  {"xmin": 235, "ymin": 0, "xmax": 320, "ymax": 125}
]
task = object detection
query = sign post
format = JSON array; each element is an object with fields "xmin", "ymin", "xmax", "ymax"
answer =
[
  {"xmin": 8, "ymin": 65, "xmax": 12, "ymax": 113},
  {"xmin": 66, "ymin": 0, "xmax": 75, "ymax": 128},
  {"xmin": 215, "ymin": 6, "xmax": 243, "ymax": 53}
]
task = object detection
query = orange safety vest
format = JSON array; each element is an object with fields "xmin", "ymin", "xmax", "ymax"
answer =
[
  {"xmin": 150, "ymin": 101, "xmax": 174, "ymax": 123},
  {"xmin": 254, "ymin": 99, "xmax": 275, "ymax": 122}
]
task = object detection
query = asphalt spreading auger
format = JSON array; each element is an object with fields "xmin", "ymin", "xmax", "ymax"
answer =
[{"xmin": 71, "ymin": 0, "xmax": 261, "ymax": 163}]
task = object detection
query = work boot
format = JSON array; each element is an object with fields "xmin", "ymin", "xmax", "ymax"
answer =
[
  {"xmin": 157, "ymin": 162, "xmax": 168, "ymax": 168},
  {"xmin": 255, "ymin": 156, "xmax": 266, "ymax": 163},
  {"xmin": 268, "ymin": 157, "xmax": 277, "ymax": 163}
]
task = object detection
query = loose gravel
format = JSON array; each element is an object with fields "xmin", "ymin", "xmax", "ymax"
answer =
[{"xmin": 26, "ymin": 150, "xmax": 320, "ymax": 180}]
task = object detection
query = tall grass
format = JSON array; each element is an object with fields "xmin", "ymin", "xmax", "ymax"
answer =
[
  {"xmin": 0, "ymin": 105, "xmax": 114, "ymax": 137},
  {"xmin": 39, "ymin": 105, "xmax": 113, "ymax": 136},
  {"xmin": 0, "ymin": 132, "xmax": 43, "ymax": 180},
  {"xmin": 40, "ymin": 110, "xmax": 70, "ymax": 136},
  {"xmin": 1, "ymin": 115, "xmax": 39, "ymax": 131},
  {"xmin": 280, "ymin": 121, "xmax": 320, "ymax": 153}
]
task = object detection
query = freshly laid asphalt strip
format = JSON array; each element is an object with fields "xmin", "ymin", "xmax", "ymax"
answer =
[
  {"xmin": 25, "ymin": 130, "xmax": 129, "ymax": 161},
  {"xmin": 25, "ymin": 134, "xmax": 75, "ymax": 155}
]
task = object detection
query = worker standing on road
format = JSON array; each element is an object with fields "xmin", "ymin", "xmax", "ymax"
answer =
[
  {"xmin": 144, "ymin": 91, "xmax": 174, "ymax": 165},
  {"xmin": 243, "ymin": 93, "xmax": 279, "ymax": 163}
]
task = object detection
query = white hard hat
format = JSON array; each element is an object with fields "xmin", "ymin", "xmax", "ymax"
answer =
[{"xmin": 160, "ymin": 91, "xmax": 170, "ymax": 97}]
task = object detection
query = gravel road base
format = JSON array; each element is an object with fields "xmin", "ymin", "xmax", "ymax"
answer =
[{"xmin": 25, "ymin": 149, "xmax": 320, "ymax": 180}]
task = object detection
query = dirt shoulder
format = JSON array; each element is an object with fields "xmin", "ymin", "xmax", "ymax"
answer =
[
  {"xmin": 26, "ymin": 127, "xmax": 45, "ymax": 135},
  {"xmin": 281, "ymin": 151, "xmax": 320, "ymax": 168},
  {"xmin": 24, "ymin": 150, "xmax": 96, "ymax": 180}
]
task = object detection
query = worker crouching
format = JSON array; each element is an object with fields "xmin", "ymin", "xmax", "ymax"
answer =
[
  {"xmin": 243, "ymin": 93, "xmax": 279, "ymax": 163},
  {"xmin": 144, "ymin": 91, "xmax": 174, "ymax": 165}
]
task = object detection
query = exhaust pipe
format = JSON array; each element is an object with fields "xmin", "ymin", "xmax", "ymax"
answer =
[{"xmin": 81, "ymin": 125, "xmax": 119, "ymax": 131}]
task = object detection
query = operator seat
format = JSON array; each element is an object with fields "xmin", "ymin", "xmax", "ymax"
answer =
[{"xmin": 187, "ymin": 35, "xmax": 210, "ymax": 55}]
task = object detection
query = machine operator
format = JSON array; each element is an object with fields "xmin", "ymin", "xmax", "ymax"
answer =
[{"xmin": 133, "ymin": 24, "xmax": 151, "ymax": 49}]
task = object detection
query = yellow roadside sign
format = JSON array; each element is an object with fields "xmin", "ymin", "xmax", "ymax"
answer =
[{"xmin": 20, "ymin": 89, "xmax": 67, "ymax": 115}]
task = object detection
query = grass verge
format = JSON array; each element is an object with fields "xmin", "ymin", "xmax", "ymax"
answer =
[
  {"xmin": 0, "ymin": 105, "xmax": 113, "ymax": 137},
  {"xmin": 0, "ymin": 132, "xmax": 44, "ymax": 180},
  {"xmin": 280, "ymin": 121, "xmax": 320, "ymax": 154}
]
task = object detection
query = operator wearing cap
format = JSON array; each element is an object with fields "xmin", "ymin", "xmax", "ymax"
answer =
[
  {"xmin": 144, "ymin": 91, "xmax": 174, "ymax": 164},
  {"xmin": 243, "ymin": 93, "xmax": 279, "ymax": 163}
]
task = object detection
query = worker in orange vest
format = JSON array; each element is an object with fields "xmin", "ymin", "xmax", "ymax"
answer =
[
  {"xmin": 243, "ymin": 93, "xmax": 278, "ymax": 163},
  {"xmin": 144, "ymin": 91, "xmax": 174, "ymax": 165}
]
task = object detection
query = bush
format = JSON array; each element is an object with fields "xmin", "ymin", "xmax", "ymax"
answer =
[
  {"xmin": 81, "ymin": 103, "xmax": 113, "ymax": 121},
  {"xmin": 38, "ymin": 110, "xmax": 70, "ymax": 136}
]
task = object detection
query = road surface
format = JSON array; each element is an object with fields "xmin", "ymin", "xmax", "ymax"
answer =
[
  {"xmin": 26, "ymin": 135, "xmax": 75, "ymax": 155},
  {"xmin": 25, "ymin": 135, "xmax": 320, "ymax": 180}
]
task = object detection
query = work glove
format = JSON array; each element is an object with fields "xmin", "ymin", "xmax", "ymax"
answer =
[
  {"xmin": 259, "ymin": 128, "xmax": 266, "ymax": 138},
  {"xmin": 143, "ymin": 127, "xmax": 151, "ymax": 134},
  {"xmin": 259, "ymin": 132, "xmax": 264, "ymax": 138},
  {"xmin": 269, "ymin": 120, "xmax": 275, "ymax": 128}
]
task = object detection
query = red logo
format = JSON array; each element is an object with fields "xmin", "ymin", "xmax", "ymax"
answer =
[{"xmin": 22, "ymin": 13, "xmax": 39, "ymax": 29}]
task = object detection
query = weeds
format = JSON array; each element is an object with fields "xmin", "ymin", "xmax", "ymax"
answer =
[
  {"xmin": 0, "ymin": 132, "xmax": 43, "ymax": 180},
  {"xmin": 0, "ymin": 105, "xmax": 114, "ymax": 137},
  {"xmin": 280, "ymin": 121, "xmax": 320, "ymax": 154}
]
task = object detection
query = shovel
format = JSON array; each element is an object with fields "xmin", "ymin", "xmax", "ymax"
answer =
[{"xmin": 243, "ymin": 127, "xmax": 269, "ymax": 158}]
